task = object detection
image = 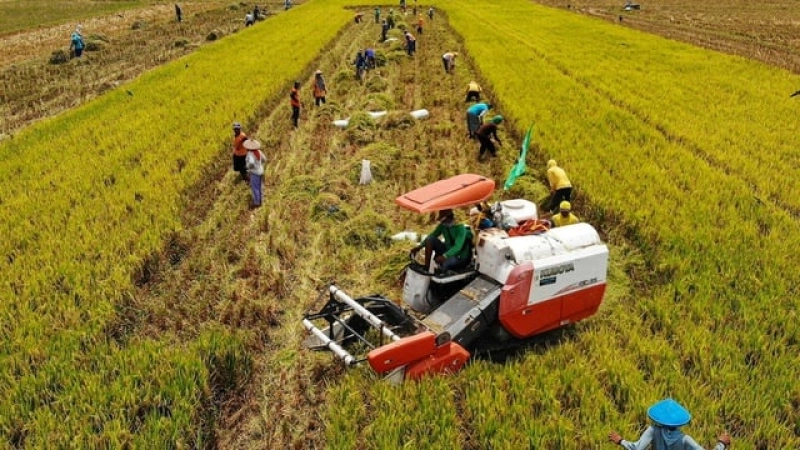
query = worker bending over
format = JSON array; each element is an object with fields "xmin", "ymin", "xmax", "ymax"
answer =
[{"xmin": 546, "ymin": 159, "xmax": 572, "ymax": 214}]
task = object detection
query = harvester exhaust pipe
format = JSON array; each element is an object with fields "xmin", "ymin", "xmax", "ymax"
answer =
[{"xmin": 328, "ymin": 285, "xmax": 402, "ymax": 343}]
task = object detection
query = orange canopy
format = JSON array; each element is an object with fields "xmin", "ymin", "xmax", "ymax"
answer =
[{"xmin": 395, "ymin": 174, "xmax": 495, "ymax": 213}]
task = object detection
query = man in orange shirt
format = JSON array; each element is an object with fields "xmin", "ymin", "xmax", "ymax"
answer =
[
  {"xmin": 231, "ymin": 122, "xmax": 248, "ymax": 181},
  {"xmin": 290, "ymin": 81, "xmax": 301, "ymax": 128}
]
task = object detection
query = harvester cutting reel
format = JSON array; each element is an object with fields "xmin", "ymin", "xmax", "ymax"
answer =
[{"xmin": 303, "ymin": 284, "xmax": 463, "ymax": 383}]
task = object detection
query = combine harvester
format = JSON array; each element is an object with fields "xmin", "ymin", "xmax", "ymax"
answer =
[{"xmin": 303, "ymin": 174, "xmax": 609, "ymax": 381}]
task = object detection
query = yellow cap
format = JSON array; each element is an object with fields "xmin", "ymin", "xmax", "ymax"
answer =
[{"xmin": 559, "ymin": 201, "xmax": 571, "ymax": 211}]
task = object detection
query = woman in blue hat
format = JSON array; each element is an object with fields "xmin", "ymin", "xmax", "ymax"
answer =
[{"xmin": 609, "ymin": 399, "xmax": 731, "ymax": 449}]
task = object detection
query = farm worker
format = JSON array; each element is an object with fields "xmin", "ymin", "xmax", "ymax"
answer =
[
  {"xmin": 245, "ymin": 12, "xmax": 254, "ymax": 26},
  {"xmin": 354, "ymin": 12, "xmax": 363, "ymax": 24},
  {"xmin": 290, "ymin": 81, "xmax": 301, "ymax": 128},
  {"xmin": 175, "ymin": 4, "xmax": 182, "ymax": 23},
  {"xmin": 428, "ymin": 7, "xmax": 434, "ymax": 20},
  {"xmin": 353, "ymin": 50, "xmax": 368, "ymax": 77},
  {"xmin": 469, "ymin": 202, "xmax": 495, "ymax": 231},
  {"xmin": 244, "ymin": 139, "xmax": 266, "ymax": 209},
  {"xmin": 231, "ymin": 122, "xmax": 249, "ymax": 182},
  {"xmin": 312, "ymin": 70, "xmax": 327, "ymax": 106},
  {"xmin": 551, "ymin": 201, "xmax": 580, "ymax": 227},
  {"xmin": 466, "ymin": 81, "xmax": 482, "ymax": 103},
  {"xmin": 374, "ymin": 6, "xmax": 381, "ymax": 23},
  {"xmin": 476, "ymin": 115, "xmax": 504, "ymax": 161},
  {"xmin": 442, "ymin": 52, "xmax": 457, "ymax": 75},
  {"xmin": 387, "ymin": 10, "xmax": 395, "ymax": 29},
  {"xmin": 417, "ymin": 14, "xmax": 424, "ymax": 35},
  {"xmin": 404, "ymin": 31, "xmax": 416, "ymax": 56},
  {"xmin": 465, "ymin": 102, "xmax": 492, "ymax": 139},
  {"xmin": 365, "ymin": 48, "xmax": 376, "ymax": 69},
  {"xmin": 410, "ymin": 209, "xmax": 473, "ymax": 273},
  {"xmin": 546, "ymin": 159, "xmax": 572, "ymax": 214},
  {"xmin": 400, "ymin": 0, "xmax": 406, "ymax": 13},
  {"xmin": 253, "ymin": 5, "xmax": 260, "ymax": 21},
  {"xmin": 380, "ymin": 19, "xmax": 389, "ymax": 41},
  {"xmin": 284, "ymin": 0, "xmax": 291, "ymax": 11},
  {"xmin": 70, "ymin": 25, "xmax": 85, "ymax": 58},
  {"xmin": 609, "ymin": 399, "xmax": 732, "ymax": 450}
]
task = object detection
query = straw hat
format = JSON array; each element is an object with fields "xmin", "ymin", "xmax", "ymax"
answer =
[{"xmin": 243, "ymin": 139, "xmax": 262, "ymax": 150}]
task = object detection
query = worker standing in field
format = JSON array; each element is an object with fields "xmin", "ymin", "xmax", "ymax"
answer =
[
  {"xmin": 404, "ymin": 31, "xmax": 416, "ymax": 57},
  {"xmin": 312, "ymin": 70, "xmax": 327, "ymax": 106},
  {"xmin": 609, "ymin": 399, "xmax": 732, "ymax": 450},
  {"xmin": 374, "ymin": 6, "xmax": 380, "ymax": 23},
  {"xmin": 244, "ymin": 139, "xmax": 266, "ymax": 209},
  {"xmin": 290, "ymin": 81, "xmax": 301, "ymax": 128},
  {"xmin": 387, "ymin": 10, "xmax": 395, "ymax": 29},
  {"xmin": 70, "ymin": 25, "xmax": 85, "ymax": 58},
  {"xmin": 476, "ymin": 115, "xmax": 503, "ymax": 161},
  {"xmin": 550, "ymin": 201, "xmax": 580, "ymax": 227},
  {"xmin": 465, "ymin": 102, "xmax": 492, "ymax": 139},
  {"xmin": 442, "ymin": 52, "xmax": 457, "ymax": 75},
  {"xmin": 380, "ymin": 19, "xmax": 389, "ymax": 42},
  {"xmin": 410, "ymin": 209, "xmax": 473, "ymax": 273},
  {"xmin": 231, "ymin": 122, "xmax": 249, "ymax": 182},
  {"xmin": 546, "ymin": 159, "xmax": 572, "ymax": 214},
  {"xmin": 466, "ymin": 80, "xmax": 482, "ymax": 103},
  {"xmin": 428, "ymin": 7, "xmax": 434, "ymax": 21},
  {"xmin": 417, "ymin": 14, "xmax": 424, "ymax": 35},
  {"xmin": 175, "ymin": 4, "xmax": 182, "ymax": 23}
]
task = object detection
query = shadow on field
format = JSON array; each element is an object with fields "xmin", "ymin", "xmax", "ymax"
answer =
[{"xmin": 471, "ymin": 324, "xmax": 579, "ymax": 365}]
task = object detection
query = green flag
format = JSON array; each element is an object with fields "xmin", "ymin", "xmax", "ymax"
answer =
[{"xmin": 504, "ymin": 124, "xmax": 534, "ymax": 191}]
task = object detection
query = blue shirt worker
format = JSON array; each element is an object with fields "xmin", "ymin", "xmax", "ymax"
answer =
[
  {"xmin": 466, "ymin": 102, "xmax": 491, "ymax": 139},
  {"xmin": 410, "ymin": 209, "xmax": 473, "ymax": 273},
  {"xmin": 609, "ymin": 399, "xmax": 732, "ymax": 450},
  {"xmin": 70, "ymin": 25, "xmax": 85, "ymax": 58}
]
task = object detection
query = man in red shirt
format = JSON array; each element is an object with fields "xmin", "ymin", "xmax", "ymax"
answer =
[
  {"xmin": 231, "ymin": 122, "xmax": 248, "ymax": 181},
  {"xmin": 290, "ymin": 81, "xmax": 301, "ymax": 128}
]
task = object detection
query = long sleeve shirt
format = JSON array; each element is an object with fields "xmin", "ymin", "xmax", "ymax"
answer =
[
  {"xmin": 476, "ymin": 123, "xmax": 500, "ymax": 143},
  {"xmin": 245, "ymin": 150, "xmax": 266, "ymax": 176},
  {"xmin": 619, "ymin": 426, "xmax": 727, "ymax": 450},
  {"xmin": 546, "ymin": 165, "xmax": 572, "ymax": 191},
  {"xmin": 427, "ymin": 223, "xmax": 472, "ymax": 259}
]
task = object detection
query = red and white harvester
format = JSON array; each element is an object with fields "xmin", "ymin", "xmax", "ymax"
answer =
[{"xmin": 303, "ymin": 174, "xmax": 609, "ymax": 382}]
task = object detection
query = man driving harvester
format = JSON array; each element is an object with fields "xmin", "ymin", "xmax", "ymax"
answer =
[{"xmin": 410, "ymin": 209, "xmax": 473, "ymax": 274}]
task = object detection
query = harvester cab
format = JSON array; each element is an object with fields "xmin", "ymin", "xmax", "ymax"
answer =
[{"xmin": 303, "ymin": 174, "xmax": 609, "ymax": 382}]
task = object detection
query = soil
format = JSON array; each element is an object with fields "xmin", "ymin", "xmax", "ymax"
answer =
[{"xmin": 531, "ymin": 0, "xmax": 800, "ymax": 74}]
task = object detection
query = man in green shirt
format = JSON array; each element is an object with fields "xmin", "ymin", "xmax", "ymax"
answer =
[{"xmin": 411, "ymin": 209, "xmax": 473, "ymax": 272}]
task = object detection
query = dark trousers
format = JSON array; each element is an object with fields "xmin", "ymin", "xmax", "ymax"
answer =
[
  {"xmin": 232, "ymin": 154, "xmax": 247, "ymax": 180},
  {"xmin": 315, "ymin": 96, "xmax": 325, "ymax": 106},
  {"xmin": 549, "ymin": 187, "xmax": 573, "ymax": 213},
  {"xmin": 291, "ymin": 106, "xmax": 300, "ymax": 127},
  {"xmin": 478, "ymin": 135, "xmax": 496, "ymax": 158},
  {"xmin": 466, "ymin": 91, "xmax": 480, "ymax": 103},
  {"xmin": 426, "ymin": 238, "xmax": 470, "ymax": 271}
]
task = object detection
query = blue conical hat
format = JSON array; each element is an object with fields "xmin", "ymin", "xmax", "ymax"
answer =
[{"xmin": 648, "ymin": 399, "xmax": 691, "ymax": 427}]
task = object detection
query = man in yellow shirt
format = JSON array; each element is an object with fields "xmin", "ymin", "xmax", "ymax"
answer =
[
  {"xmin": 466, "ymin": 80, "xmax": 482, "ymax": 103},
  {"xmin": 551, "ymin": 201, "xmax": 580, "ymax": 227},
  {"xmin": 546, "ymin": 159, "xmax": 572, "ymax": 214}
]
